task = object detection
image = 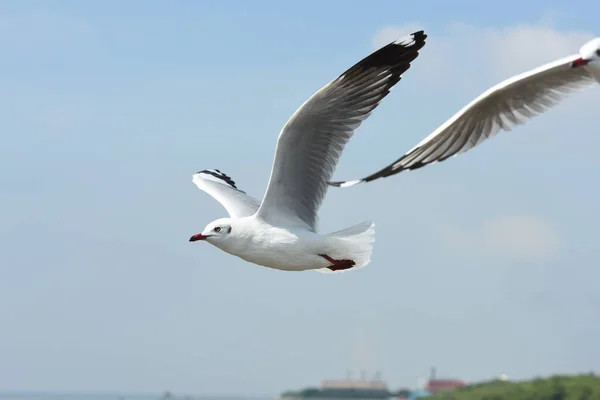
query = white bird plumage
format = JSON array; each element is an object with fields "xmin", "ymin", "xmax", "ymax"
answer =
[
  {"xmin": 189, "ymin": 31, "xmax": 428, "ymax": 273},
  {"xmin": 329, "ymin": 37, "xmax": 600, "ymax": 187}
]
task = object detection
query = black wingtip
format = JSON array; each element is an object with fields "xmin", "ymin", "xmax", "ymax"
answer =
[
  {"xmin": 196, "ymin": 169, "xmax": 238, "ymax": 189},
  {"xmin": 355, "ymin": 32, "xmax": 425, "ymax": 89},
  {"xmin": 326, "ymin": 31, "xmax": 428, "ymax": 189},
  {"xmin": 389, "ymin": 29, "xmax": 427, "ymax": 50}
]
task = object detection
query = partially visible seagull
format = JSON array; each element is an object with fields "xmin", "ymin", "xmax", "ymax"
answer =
[
  {"xmin": 188, "ymin": 31, "xmax": 427, "ymax": 273},
  {"xmin": 328, "ymin": 37, "xmax": 600, "ymax": 188}
]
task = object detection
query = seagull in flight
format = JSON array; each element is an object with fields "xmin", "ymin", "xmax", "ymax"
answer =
[
  {"xmin": 328, "ymin": 37, "xmax": 600, "ymax": 187},
  {"xmin": 189, "ymin": 31, "xmax": 427, "ymax": 273}
]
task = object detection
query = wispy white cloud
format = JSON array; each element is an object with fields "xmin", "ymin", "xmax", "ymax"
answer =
[
  {"xmin": 482, "ymin": 215, "xmax": 562, "ymax": 262},
  {"xmin": 447, "ymin": 22, "xmax": 594, "ymax": 79},
  {"xmin": 372, "ymin": 16, "xmax": 596, "ymax": 94},
  {"xmin": 435, "ymin": 215, "xmax": 562, "ymax": 263}
]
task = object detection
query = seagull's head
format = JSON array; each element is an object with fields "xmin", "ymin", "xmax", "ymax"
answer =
[
  {"xmin": 189, "ymin": 217, "xmax": 235, "ymax": 246},
  {"xmin": 571, "ymin": 37, "xmax": 600, "ymax": 68}
]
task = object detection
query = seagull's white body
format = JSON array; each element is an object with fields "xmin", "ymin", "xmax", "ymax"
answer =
[
  {"xmin": 202, "ymin": 215, "xmax": 374, "ymax": 272},
  {"xmin": 189, "ymin": 31, "xmax": 427, "ymax": 273},
  {"xmin": 329, "ymin": 37, "xmax": 600, "ymax": 187}
]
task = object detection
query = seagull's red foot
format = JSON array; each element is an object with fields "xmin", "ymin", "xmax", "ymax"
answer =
[{"xmin": 319, "ymin": 254, "xmax": 356, "ymax": 271}]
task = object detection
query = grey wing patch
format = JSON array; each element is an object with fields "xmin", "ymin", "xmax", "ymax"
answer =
[{"xmin": 256, "ymin": 30, "xmax": 428, "ymax": 229}]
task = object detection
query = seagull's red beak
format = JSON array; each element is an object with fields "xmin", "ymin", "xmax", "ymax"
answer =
[
  {"xmin": 189, "ymin": 233, "xmax": 209, "ymax": 242},
  {"xmin": 571, "ymin": 57, "xmax": 590, "ymax": 68}
]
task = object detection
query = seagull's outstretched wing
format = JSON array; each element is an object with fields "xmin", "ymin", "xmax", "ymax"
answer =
[
  {"xmin": 329, "ymin": 55, "xmax": 599, "ymax": 187},
  {"xmin": 256, "ymin": 31, "xmax": 427, "ymax": 230},
  {"xmin": 192, "ymin": 169, "xmax": 260, "ymax": 218}
]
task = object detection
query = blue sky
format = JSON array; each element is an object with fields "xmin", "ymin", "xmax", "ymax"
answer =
[{"xmin": 1, "ymin": 0, "xmax": 599, "ymax": 396}]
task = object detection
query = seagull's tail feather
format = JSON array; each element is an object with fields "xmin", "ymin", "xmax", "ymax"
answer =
[{"xmin": 316, "ymin": 221, "xmax": 375, "ymax": 274}]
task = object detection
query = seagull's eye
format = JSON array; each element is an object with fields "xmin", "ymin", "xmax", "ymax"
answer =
[
  {"xmin": 214, "ymin": 226, "xmax": 221, "ymax": 233},
  {"xmin": 596, "ymin": 49, "xmax": 600, "ymax": 56}
]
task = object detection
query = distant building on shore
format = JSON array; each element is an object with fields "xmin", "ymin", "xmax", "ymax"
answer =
[{"xmin": 424, "ymin": 367, "xmax": 467, "ymax": 394}]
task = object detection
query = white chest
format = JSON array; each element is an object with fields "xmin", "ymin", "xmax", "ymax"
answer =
[{"xmin": 220, "ymin": 225, "xmax": 327, "ymax": 271}]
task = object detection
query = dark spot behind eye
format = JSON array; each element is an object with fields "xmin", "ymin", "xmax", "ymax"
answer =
[{"xmin": 227, "ymin": 226, "xmax": 232, "ymax": 234}]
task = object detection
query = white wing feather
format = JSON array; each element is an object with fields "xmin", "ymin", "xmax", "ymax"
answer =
[{"xmin": 192, "ymin": 170, "xmax": 260, "ymax": 218}]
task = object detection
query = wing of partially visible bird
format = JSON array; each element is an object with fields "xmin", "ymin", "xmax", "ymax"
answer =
[
  {"xmin": 192, "ymin": 169, "xmax": 260, "ymax": 218},
  {"xmin": 329, "ymin": 54, "xmax": 598, "ymax": 187}
]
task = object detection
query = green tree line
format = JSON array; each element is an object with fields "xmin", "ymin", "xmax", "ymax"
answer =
[{"xmin": 427, "ymin": 374, "xmax": 600, "ymax": 400}]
